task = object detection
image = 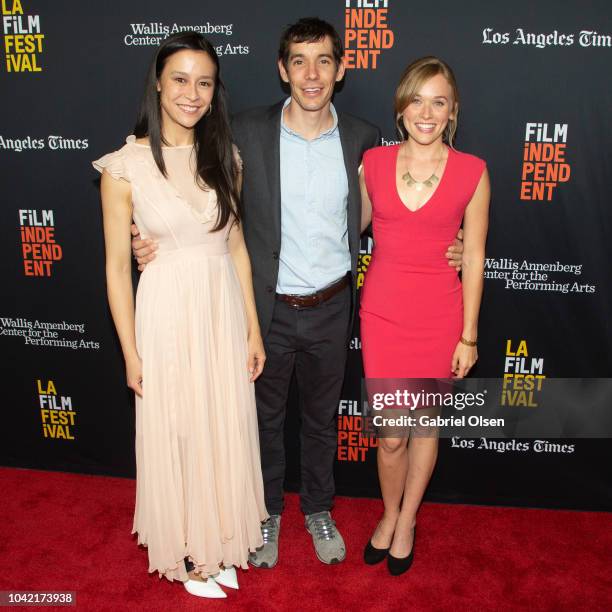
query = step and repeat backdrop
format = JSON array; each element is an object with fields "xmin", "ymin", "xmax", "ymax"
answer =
[{"xmin": 1, "ymin": 1, "xmax": 611, "ymax": 510}]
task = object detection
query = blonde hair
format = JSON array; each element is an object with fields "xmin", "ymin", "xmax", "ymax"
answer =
[{"xmin": 394, "ymin": 56, "xmax": 459, "ymax": 147}]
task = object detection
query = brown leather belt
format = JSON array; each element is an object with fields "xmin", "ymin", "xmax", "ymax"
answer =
[{"xmin": 276, "ymin": 275, "xmax": 350, "ymax": 309}]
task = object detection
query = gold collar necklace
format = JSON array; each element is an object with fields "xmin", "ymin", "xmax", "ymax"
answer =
[{"xmin": 401, "ymin": 148, "xmax": 446, "ymax": 192}]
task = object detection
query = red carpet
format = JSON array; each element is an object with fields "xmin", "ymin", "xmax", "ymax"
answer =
[{"xmin": 0, "ymin": 467, "xmax": 610, "ymax": 611}]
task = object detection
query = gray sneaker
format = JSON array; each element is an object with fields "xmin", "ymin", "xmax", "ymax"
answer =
[
  {"xmin": 305, "ymin": 511, "xmax": 346, "ymax": 564},
  {"xmin": 249, "ymin": 514, "xmax": 281, "ymax": 568}
]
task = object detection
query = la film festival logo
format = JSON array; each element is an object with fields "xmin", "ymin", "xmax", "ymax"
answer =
[
  {"xmin": 520, "ymin": 123, "xmax": 571, "ymax": 202},
  {"xmin": 501, "ymin": 339, "xmax": 545, "ymax": 407},
  {"xmin": 37, "ymin": 379, "xmax": 76, "ymax": 440},
  {"xmin": 357, "ymin": 236, "xmax": 373, "ymax": 289},
  {"xmin": 1, "ymin": 0, "xmax": 44, "ymax": 72},
  {"xmin": 337, "ymin": 398, "xmax": 376, "ymax": 462},
  {"xmin": 451, "ymin": 341, "xmax": 573, "ymax": 455},
  {"xmin": 19, "ymin": 209, "xmax": 62, "ymax": 277},
  {"xmin": 344, "ymin": 0, "xmax": 395, "ymax": 70}
]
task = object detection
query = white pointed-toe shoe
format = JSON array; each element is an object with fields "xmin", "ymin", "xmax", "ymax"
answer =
[
  {"xmin": 184, "ymin": 576, "xmax": 227, "ymax": 598},
  {"xmin": 214, "ymin": 566, "xmax": 239, "ymax": 590}
]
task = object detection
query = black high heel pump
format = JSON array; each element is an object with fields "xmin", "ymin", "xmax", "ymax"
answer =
[
  {"xmin": 363, "ymin": 538, "xmax": 390, "ymax": 565},
  {"xmin": 387, "ymin": 526, "xmax": 416, "ymax": 576}
]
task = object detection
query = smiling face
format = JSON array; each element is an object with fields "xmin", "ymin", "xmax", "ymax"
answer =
[
  {"xmin": 278, "ymin": 36, "xmax": 345, "ymax": 113},
  {"xmin": 400, "ymin": 73, "xmax": 458, "ymax": 147},
  {"xmin": 156, "ymin": 49, "xmax": 216, "ymax": 136}
]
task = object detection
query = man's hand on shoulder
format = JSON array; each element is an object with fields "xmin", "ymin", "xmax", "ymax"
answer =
[{"xmin": 131, "ymin": 224, "xmax": 158, "ymax": 272}]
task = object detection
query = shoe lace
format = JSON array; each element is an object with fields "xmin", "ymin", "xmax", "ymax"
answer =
[
  {"xmin": 310, "ymin": 515, "xmax": 337, "ymax": 541},
  {"xmin": 261, "ymin": 519, "xmax": 278, "ymax": 544}
]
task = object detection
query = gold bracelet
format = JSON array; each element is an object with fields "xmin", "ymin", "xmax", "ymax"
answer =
[{"xmin": 460, "ymin": 337, "xmax": 477, "ymax": 347}]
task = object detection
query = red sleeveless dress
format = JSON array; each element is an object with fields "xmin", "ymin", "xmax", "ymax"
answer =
[{"xmin": 360, "ymin": 145, "xmax": 486, "ymax": 378}]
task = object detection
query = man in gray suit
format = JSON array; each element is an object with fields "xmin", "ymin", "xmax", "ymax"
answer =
[{"xmin": 134, "ymin": 17, "xmax": 463, "ymax": 568}]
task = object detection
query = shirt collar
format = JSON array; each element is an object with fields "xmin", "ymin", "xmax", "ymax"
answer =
[{"xmin": 280, "ymin": 97, "xmax": 339, "ymax": 141}]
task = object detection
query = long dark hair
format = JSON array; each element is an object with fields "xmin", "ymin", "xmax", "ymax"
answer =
[{"xmin": 134, "ymin": 32, "xmax": 239, "ymax": 231}]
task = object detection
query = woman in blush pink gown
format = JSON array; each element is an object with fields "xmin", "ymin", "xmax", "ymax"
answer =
[
  {"xmin": 359, "ymin": 57, "xmax": 490, "ymax": 575},
  {"xmin": 94, "ymin": 33, "xmax": 267, "ymax": 598}
]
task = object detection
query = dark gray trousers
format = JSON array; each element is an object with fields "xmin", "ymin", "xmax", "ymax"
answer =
[{"xmin": 255, "ymin": 285, "xmax": 351, "ymax": 515}]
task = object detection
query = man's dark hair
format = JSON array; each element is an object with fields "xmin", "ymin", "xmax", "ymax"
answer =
[{"xmin": 278, "ymin": 17, "xmax": 344, "ymax": 67}]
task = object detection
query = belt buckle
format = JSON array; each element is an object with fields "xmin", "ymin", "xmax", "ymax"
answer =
[
  {"xmin": 284, "ymin": 294, "xmax": 305, "ymax": 309},
  {"xmin": 295, "ymin": 292, "xmax": 320, "ymax": 309}
]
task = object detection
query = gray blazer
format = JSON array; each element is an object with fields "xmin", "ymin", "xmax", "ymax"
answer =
[{"xmin": 232, "ymin": 101, "xmax": 380, "ymax": 338}]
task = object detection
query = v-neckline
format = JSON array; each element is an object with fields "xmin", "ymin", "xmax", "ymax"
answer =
[
  {"xmin": 394, "ymin": 144, "xmax": 452, "ymax": 214},
  {"xmin": 129, "ymin": 138, "xmax": 217, "ymax": 224}
]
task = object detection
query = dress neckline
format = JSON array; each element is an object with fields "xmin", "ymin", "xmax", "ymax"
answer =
[
  {"xmin": 124, "ymin": 135, "xmax": 216, "ymax": 224},
  {"xmin": 125, "ymin": 135, "xmax": 193, "ymax": 150},
  {"xmin": 393, "ymin": 144, "xmax": 453, "ymax": 214}
]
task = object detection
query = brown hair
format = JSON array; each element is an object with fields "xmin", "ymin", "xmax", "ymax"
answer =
[
  {"xmin": 278, "ymin": 17, "xmax": 343, "ymax": 68},
  {"xmin": 394, "ymin": 56, "xmax": 459, "ymax": 146}
]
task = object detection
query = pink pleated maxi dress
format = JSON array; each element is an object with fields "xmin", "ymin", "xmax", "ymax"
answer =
[{"xmin": 93, "ymin": 135, "xmax": 267, "ymax": 581}]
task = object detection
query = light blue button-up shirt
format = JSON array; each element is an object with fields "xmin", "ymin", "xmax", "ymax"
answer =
[{"xmin": 277, "ymin": 98, "xmax": 351, "ymax": 295}]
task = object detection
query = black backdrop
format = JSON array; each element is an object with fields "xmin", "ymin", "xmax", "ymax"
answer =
[{"xmin": 1, "ymin": 0, "xmax": 611, "ymax": 510}]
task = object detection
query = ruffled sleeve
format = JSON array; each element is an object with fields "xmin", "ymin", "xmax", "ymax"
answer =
[{"xmin": 92, "ymin": 148, "xmax": 130, "ymax": 182}]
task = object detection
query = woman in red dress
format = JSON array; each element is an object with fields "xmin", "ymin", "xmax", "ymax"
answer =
[{"xmin": 359, "ymin": 57, "xmax": 490, "ymax": 574}]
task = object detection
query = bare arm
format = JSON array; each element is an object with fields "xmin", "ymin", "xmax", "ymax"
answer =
[
  {"xmin": 228, "ymin": 220, "xmax": 266, "ymax": 382},
  {"xmin": 451, "ymin": 167, "xmax": 490, "ymax": 377},
  {"xmin": 359, "ymin": 165, "xmax": 373, "ymax": 233},
  {"xmin": 100, "ymin": 172, "xmax": 143, "ymax": 395}
]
